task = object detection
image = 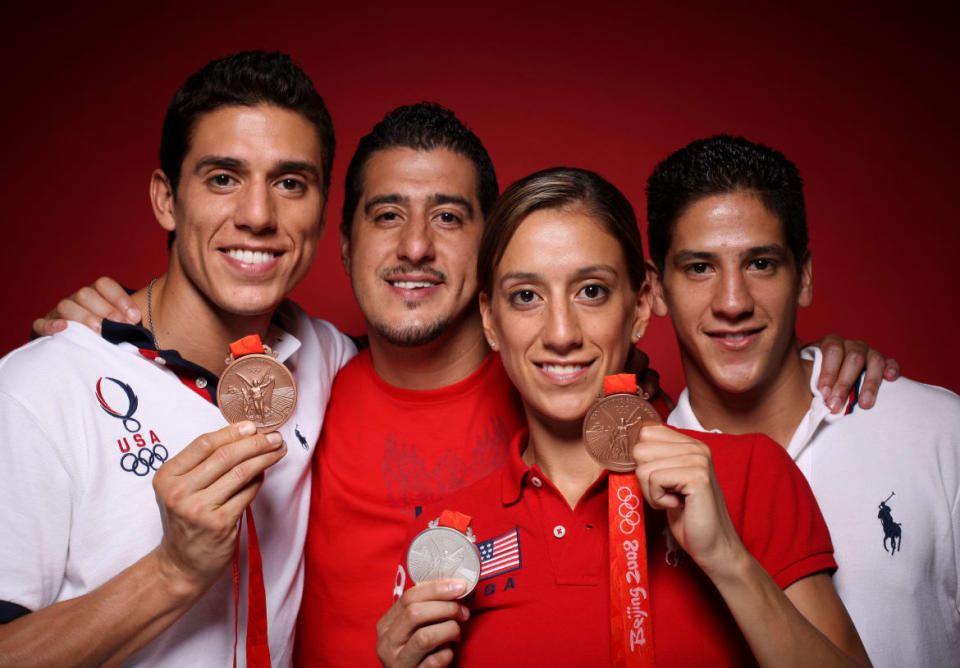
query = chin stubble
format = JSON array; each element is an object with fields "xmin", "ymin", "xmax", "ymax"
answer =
[{"xmin": 370, "ymin": 317, "xmax": 452, "ymax": 347}]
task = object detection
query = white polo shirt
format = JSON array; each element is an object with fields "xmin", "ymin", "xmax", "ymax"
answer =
[
  {"xmin": 0, "ymin": 299, "xmax": 356, "ymax": 666},
  {"xmin": 668, "ymin": 346, "xmax": 960, "ymax": 667}
]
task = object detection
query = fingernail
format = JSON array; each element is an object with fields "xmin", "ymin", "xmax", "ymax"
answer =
[
  {"xmin": 828, "ymin": 395, "xmax": 842, "ymax": 413},
  {"xmin": 238, "ymin": 421, "xmax": 256, "ymax": 436},
  {"xmin": 267, "ymin": 432, "xmax": 282, "ymax": 445},
  {"xmin": 459, "ymin": 604, "xmax": 470, "ymax": 619},
  {"xmin": 127, "ymin": 307, "xmax": 141, "ymax": 322},
  {"xmin": 860, "ymin": 390, "xmax": 874, "ymax": 406},
  {"xmin": 447, "ymin": 581, "xmax": 466, "ymax": 595}
]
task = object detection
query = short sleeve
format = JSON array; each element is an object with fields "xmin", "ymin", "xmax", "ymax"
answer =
[
  {"xmin": 0, "ymin": 391, "xmax": 73, "ymax": 611},
  {"xmin": 740, "ymin": 434, "xmax": 836, "ymax": 589}
]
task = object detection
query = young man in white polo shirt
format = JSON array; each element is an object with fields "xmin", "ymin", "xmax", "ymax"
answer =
[
  {"xmin": 647, "ymin": 134, "xmax": 959, "ymax": 667},
  {"xmin": 0, "ymin": 51, "xmax": 355, "ymax": 665}
]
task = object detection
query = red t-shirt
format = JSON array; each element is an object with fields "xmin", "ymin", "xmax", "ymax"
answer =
[
  {"xmin": 398, "ymin": 428, "xmax": 836, "ymax": 667},
  {"xmin": 295, "ymin": 350, "xmax": 525, "ymax": 666}
]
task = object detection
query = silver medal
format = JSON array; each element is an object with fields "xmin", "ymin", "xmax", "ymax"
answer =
[{"xmin": 406, "ymin": 525, "xmax": 481, "ymax": 597}]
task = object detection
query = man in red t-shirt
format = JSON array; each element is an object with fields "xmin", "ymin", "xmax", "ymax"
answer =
[{"xmin": 294, "ymin": 104, "xmax": 526, "ymax": 666}]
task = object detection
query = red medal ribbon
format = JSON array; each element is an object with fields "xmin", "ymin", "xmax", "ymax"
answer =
[
  {"xmin": 227, "ymin": 335, "xmax": 271, "ymax": 668},
  {"xmin": 230, "ymin": 334, "xmax": 266, "ymax": 358},
  {"xmin": 603, "ymin": 374, "xmax": 655, "ymax": 667},
  {"xmin": 438, "ymin": 509, "xmax": 473, "ymax": 533}
]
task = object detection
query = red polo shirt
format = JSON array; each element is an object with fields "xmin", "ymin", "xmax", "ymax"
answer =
[{"xmin": 399, "ymin": 427, "xmax": 836, "ymax": 666}]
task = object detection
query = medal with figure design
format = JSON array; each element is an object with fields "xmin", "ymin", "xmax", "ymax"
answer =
[
  {"xmin": 406, "ymin": 511, "xmax": 481, "ymax": 598},
  {"xmin": 583, "ymin": 375, "xmax": 661, "ymax": 472},
  {"xmin": 217, "ymin": 335, "xmax": 297, "ymax": 433}
]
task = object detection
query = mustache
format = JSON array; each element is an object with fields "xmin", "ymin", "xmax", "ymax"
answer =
[{"xmin": 379, "ymin": 264, "xmax": 447, "ymax": 283}]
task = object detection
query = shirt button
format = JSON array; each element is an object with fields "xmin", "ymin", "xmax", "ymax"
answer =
[
  {"xmin": 530, "ymin": 476, "xmax": 543, "ymax": 488},
  {"xmin": 195, "ymin": 377, "xmax": 208, "ymax": 389},
  {"xmin": 553, "ymin": 525, "xmax": 566, "ymax": 539},
  {"xmin": 155, "ymin": 357, "xmax": 166, "ymax": 365}
]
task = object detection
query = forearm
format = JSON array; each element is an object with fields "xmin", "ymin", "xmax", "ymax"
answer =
[
  {"xmin": 0, "ymin": 547, "xmax": 209, "ymax": 668},
  {"xmin": 708, "ymin": 551, "xmax": 869, "ymax": 668}
]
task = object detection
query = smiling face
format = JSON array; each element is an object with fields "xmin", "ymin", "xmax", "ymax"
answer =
[
  {"xmin": 341, "ymin": 147, "xmax": 485, "ymax": 347},
  {"xmin": 480, "ymin": 205, "xmax": 650, "ymax": 427},
  {"xmin": 155, "ymin": 103, "xmax": 326, "ymax": 317},
  {"xmin": 652, "ymin": 190, "xmax": 812, "ymax": 397}
]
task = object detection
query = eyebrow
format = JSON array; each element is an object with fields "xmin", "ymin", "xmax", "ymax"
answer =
[
  {"xmin": 671, "ymin": 245, "xmax": 788, "ymax": 265},
  {"xmin": 362, "ymin": 193, "xmax": 476, "ymax": 218},
  {"xmin": 193, "ymin": 155, "xmax": 320, "ymax": 180},
  {"xmin": 194, "ymin": 155, "xmax": 245, "ymax": 174},
  {"xmin": 497, "ymin": 264, "xmax": 619, "ymax": 287},
  {"xmin": 429, "ymin": 194, "xmax": 475, "ymax": 218},
  {"xmin": 364, "ymin": 194, "xmax": 406, "ymax": 215}
]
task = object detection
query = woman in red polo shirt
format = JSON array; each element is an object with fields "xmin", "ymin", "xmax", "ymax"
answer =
[{"xmin": 376, "ymin": 167, "xmax": 868, "ymax": 667}]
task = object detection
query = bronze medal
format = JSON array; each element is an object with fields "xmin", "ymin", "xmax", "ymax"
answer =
[
  {"xmin": 217, "ymin": 344, "xmax": 297, "ymax": 433},
  {"xmin": 583, "ymin": 392, "xmax": 661, "ymax": 472}
]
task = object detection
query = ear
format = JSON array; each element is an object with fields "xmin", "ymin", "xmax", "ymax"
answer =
[
  {"xmin": 150, "ymin": 169, "xmax": 176, "ymax": 232},
  {"xmin": 798, "ymin": 251, "xmax": 813, "ymax": 308},
  {"xmin": 645, "ymin": 259, "xmax": 670, "ymax": 317},
  {"xmin": 339, "ymin": 227, "xmax": 351, "ymax": 276},
  {"xmin": 631, "ymin": 280, "xmax": 653, "ymax": 343},
  {"xmin": 479, "ymin": 291, "xmax": 497, "ymax": 348}
]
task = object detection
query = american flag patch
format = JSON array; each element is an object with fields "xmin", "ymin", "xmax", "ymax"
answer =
[{"xmin": 478, "ymin": 527, "xmax": 521, "ymax": 580}]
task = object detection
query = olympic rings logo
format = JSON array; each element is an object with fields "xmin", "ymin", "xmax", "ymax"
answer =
[
  {"xmin": 617, "ymin": 485, "xmax": 643, "ymax": 534},
  {"xmin": 120, "ymin": 444, "xmax": 168, "ymax": 477}
]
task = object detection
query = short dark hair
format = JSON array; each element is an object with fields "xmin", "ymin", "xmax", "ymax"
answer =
[
  {"xmin": 478, "ymin": 167, "xmax": 645, "ymax": 296},
  {"xmin": 645, "ymin": 134, "xmax": 808, "ymax": 274},
  {"xmin": 160, "ymin": 50, "xmax": 335, "ymax": 198},
  {"xmin": 340, "ymin": 102, "xmax": 497, "ymax": 238}
]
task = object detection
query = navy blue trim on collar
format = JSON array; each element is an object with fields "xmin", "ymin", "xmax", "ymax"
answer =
[
  {"xmin": 845, "ymin": 372, "xmax": 865, "ymax": 415},
  {"xmin": 101, "ymin": 319, "xmax": 220, "ymax": 403}
]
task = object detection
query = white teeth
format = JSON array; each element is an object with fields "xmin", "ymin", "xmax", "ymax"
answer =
[
  {"xmin": 541, "ymin": 364, "xmax": 585, "ymax": 375},
  {"xmin": 724, "ymin": 333, "xmax": 746, "ymax": 340},
  {"xmin": 391, "ymin": 281, "xmax": 435, "ymax": 289},
  {"xmin": 226, "ymin": 249, "xmax": 275, "ymax": 265}
]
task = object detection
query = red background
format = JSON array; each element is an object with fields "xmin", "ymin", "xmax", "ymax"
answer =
[{"xmin": 2, "ymin": 1, "xmax": 958, "ymax": 398}]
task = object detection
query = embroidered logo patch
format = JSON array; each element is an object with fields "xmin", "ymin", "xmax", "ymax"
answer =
[
  {"xmin": 96, "ymin": 377, "xmax": 167, "ymax": 477},
  {"xmin": 96, "ymin": 377, "xmax": 141, "ymax": 433},
  {"xmin": 295, "ymin": 424, "xmax": 309, "ymax": 450},
  {"xmin": 478, "ymin": 527, "xmax": 521, "ymax": 580},
  {"xmin": 878, "ymin": 492, "xmax": 902, "ymax": 555}
]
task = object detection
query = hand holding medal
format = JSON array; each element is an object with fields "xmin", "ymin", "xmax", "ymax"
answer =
[{"xmin": 378, "ymin": 510, "xmax": 475, "ymax": 667}]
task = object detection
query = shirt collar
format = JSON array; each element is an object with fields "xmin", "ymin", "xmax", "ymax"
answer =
[
  {"xmin": 500, "ymin": 428, "xmax": 532, "ymax": 506},
  {"xmin": 498, "ymin": 427, "xmax": 612, "ymax": 506},
  {"xmin": 667, "ymin": 346, "xmax": 852, "ymax": 461},
  {"xmin": 786, "ymin": 345, "xmax": 850, "ymax": 459},
  {"xmin": 100, "ymin": 305, "xmax": 302, "ymax": 404}
]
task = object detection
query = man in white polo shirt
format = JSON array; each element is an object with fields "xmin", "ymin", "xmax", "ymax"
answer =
[
  {"xmin": 647, "ymin": 134, "xmax": 959, "ymax": 666},
  {"xmin": 0, "ymin": 51, "xmax": 355, "ymax": 665}
]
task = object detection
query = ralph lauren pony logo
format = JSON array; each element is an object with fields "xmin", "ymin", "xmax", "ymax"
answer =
[{"xmin": 878, "ymin": 492, "xmax": 902, "ymax": 555}]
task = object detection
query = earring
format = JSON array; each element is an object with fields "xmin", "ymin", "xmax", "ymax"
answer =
[{"xmin": 488, "ymin": 340, "xmax": 497, "ymax": 350}]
